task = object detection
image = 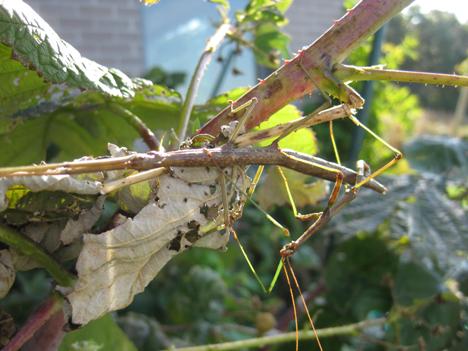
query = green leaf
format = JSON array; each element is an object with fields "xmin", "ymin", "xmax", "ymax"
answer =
[
  {"xmin": 208, "ymin": 0, "xmax": 230, "ymax": 9},
  {"xmin": 234, "ymin": 0, "xmax": 291, "ymax": 68},
  {"xmin": 256, "ymin": 104, "xmax": 317, "ymax": 154},
  {"xmin": 0, "ymin": 1, "xmax": 150, "ymax": 99},
  {"xmin": 255, "ymin": 167, "xmax": 327, "ymax": 210},
  {"xmin": 323, "ymin": 176, "xmax": 415, "ymax": 237},
  {"xmin": 394, "ymin": 261, "xmax": 440, "ymax": 306},
  {"xmin": 404, "ymin": 136, "xmax": 468, "ymax": 178},
  {"xmin": 0, "ymin": 43, "xmax": 49, "ymax": 117},
  {"xmin": 59, "ymin": 314, "xmax": 138, "ymax": 351},
  {"xmin": 0, "ymin": 87, "xmax": 181, "ymax": 165},
  {"xmin": 253, "ymin": 23, "xmax": 290, "ymax": 68},
  {"xmin": 0, "ymin": 1, "xmax": 183, "ymax": 164},
  {"xmin": 393, "ymin": 180, "xmax": 468, "ymax": 273},
  {"xmin": 326, "ymin": 175, "xmax": 468, "ymax": 275},
  {"xmin": 324, "ymin": 234, "xmax": 397, "ymax": 320}
]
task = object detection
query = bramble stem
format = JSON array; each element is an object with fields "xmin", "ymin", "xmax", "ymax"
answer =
[
  {"xmin": 177, "ymin": 22, "xmax": 232, "ymax": 144},
  {"xmin": 0, "ymin": 147, "xmax": 386, "ymax": 193},
  {"xmin": 3, "ymin": 294, "xmax": 65, "ymax": 351},
  {"xmin": 0, "ymin": 225, "xmax": 76, "ymax": 287},
  {"xmin": 166, "ymin": 318, "xmax": 386, "ymax": 351},
  {"xmin": 108, "ymin": 103, "xmax": 160, "ymax": 150},
  {"xmin": 335, "ymin": 64, "xmax": 468, "ymax": 87},
  {"xmin": 199, "ymin": 0, "xmax": 415, "ymax": 136}
]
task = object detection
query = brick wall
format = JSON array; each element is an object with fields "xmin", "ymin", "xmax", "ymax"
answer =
[
  {"xmin": 24, "ymin": 0, "xmax": 145, "ymax": 77},
  {"xmin": 285, "ymin": 0, "xmax": 344, "ymax": 51},
  {"xmin": 22, "ymin": 0, "xmax": 343, "ymax": 77}
]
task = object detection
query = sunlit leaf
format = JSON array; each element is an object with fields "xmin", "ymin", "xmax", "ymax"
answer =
[
  {"xmin": 254, "ymin": 23, "xmax": 290, "ymax": 68},
  {"xmin": 256, "ymin": 167, "xmax": 327, "ymax": 210},
  {"xmin": 256, "ymin": 104, "xmax": 318, "ymax": 154}
]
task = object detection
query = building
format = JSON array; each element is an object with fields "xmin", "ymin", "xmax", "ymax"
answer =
[{"xmin": 24, "ymin": 0, "xmax": 344, "ymax": 99}]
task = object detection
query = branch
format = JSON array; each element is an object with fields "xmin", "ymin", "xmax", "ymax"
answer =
[
  {"xmin": 3, "ymin": 294, "xmax": 65, "ymax": 351},
  {"xmin": 0, "ymin": 147, "xmax": 386, "ymax": 193},
  {"xmin": 177, "ymin": 22, "xmax": 232, "ymax": 144},
  {"xmin": 0, "ymin": 225, "xmax": 76, "ymax": 287},
  {"xmin": 335, "ymin": 64, "xmax": 468, "ymax": 87},
  {"xmin": 165, "ymin": 318, "xmax": 386, "ymax": 351},
  {"xmin": 199, "ymin": 0, "xmax": 414, "ymax": 136},
  {"xmin": 108, "ymin": 102, "xmax": 160, "ymax": 150}
]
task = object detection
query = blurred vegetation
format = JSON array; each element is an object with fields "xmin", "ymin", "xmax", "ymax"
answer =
[
  {"xmin": 143, "ymin": 66, "xmax": 186, "ymax": 90},
  {"xmin": 386, "ymin": 6, "xmax": 468, "ymax": 112},
  {"xmin": 0, "ymin": 0, "xmax": 466, "ymax": 350}
]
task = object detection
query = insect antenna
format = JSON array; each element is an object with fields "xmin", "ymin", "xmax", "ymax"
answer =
[
  {"xmin": 282, "ymin": 257, "xmax": 299, "ymax": 351},
  {"xmin": 286, "ymin": 257, "xmax": 324, "ymax": 351}
]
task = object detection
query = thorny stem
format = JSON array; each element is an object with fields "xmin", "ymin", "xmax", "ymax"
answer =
[
  {"xmin": 335, "ymin": 64, "xmax": 468, "ymax": 87},
  {"xmin": 3, "ymin": 294, "xmax": 64, "ymax": 351},
  {"xmin": 108, "ymin": 103, "xmax": 160, "ymax": 150},
  {"xmin": 0, "ymin": 225, "xmax": 76, "ymax": 287},
  {"xmin": 177, "ymin": 22, "xmax": 232, "ymax": 144},
  {"xmin": 0, "ymin": 147, "xmax": 386, "ymax": 193},
  {"xmin": 165, "ymin": 318, "xmax": 387, "ymax": 351},
  {"xmin": 199, "ymin": 0, "xmax": 415, "ymax": 136}
]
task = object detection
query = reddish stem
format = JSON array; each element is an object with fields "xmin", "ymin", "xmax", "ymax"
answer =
[
  {"xmin": 3, "ymin": 295, "xmax": 65, "ymax": 351},
  {"xmin": 198, "ymin": 0, "xmax": 414, "ymax": 136}
]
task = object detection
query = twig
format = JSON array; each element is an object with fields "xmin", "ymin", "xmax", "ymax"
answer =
[
  {"xmin": 165, "ymin": 318, "xmax": 386, "ymax": 351},
  {"xmin": 0, "ymin": 225, "xmax": 76, "ymax": 287},
  {"xmin": 335, "ymin": 64, "xmax": 468, "ymax": 87},
  {"xmin": 108, "ymin": 102, "xmax": 160, "ymax": 150},
  {"xmin": 102, "ymin": 167, "xmax": 166, "ymax": 193},
  {"xmin": 3, "ymin": 294, "xmax": 64, "ymax": 351},
  {"xmin": 234, "ymin": 104, "xmax": 351, "ymax": 147},
  {"xmin": 0, "ymin": 147, "xmax": 386, "ymax": 193},
  {"xmin": 177, "ymin": 22, "xmax": 232, "ymax": 144}
]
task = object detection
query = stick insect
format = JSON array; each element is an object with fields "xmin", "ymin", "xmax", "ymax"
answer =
[
  {"xmin": 0, "ymin": 86, "xmax": 387, "ymax": 349},
  {"xmin": 203, "ymin": 80, "xmax": 388, "ymax": 351}
]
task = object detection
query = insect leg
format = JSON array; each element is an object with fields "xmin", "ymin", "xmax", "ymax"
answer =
[
  {"xmin": 227, "ymin": 97, "xmax": 258, "ymax": 142},
  {"xmin": 279, "ymin": 154, "xmax": 344, "ymax": 257},
  {"xmin": 348, "ymin": 113, "xmax": 402, "ymax": 190},
  {"xmin": 280, "ymin": 158, "xmax": 369, "ymax": 257}
]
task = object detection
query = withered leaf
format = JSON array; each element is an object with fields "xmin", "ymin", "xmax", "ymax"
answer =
[{"xmin": 65, "ymin": 167, "xmax": 249, "ymax": 324}]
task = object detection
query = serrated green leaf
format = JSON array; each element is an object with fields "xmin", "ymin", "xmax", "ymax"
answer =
[
  {"xmin": 59, "ymin": 314, "xmax": 137, "ymax": 351},
  {"xmin": 0, "ymin": 1, "xmax": 150, "ymax": 99},
  {"xmin": 404, "ymin": 136, "xmax": 468, "ymax": 178},
  {"xmin": 326, "ymin": 175, "xmax": 468, "ymax": 276},
  {"xmin": 403, "ymin": 181, "xmax": 468, "ymax": 272},
  {"xmin": 0, "ymin": 1, "xmax": 183, "ymax": 164},
  {"xmin": 324, "ymin": 175, "xmax": 416, "ymax": 238}
]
